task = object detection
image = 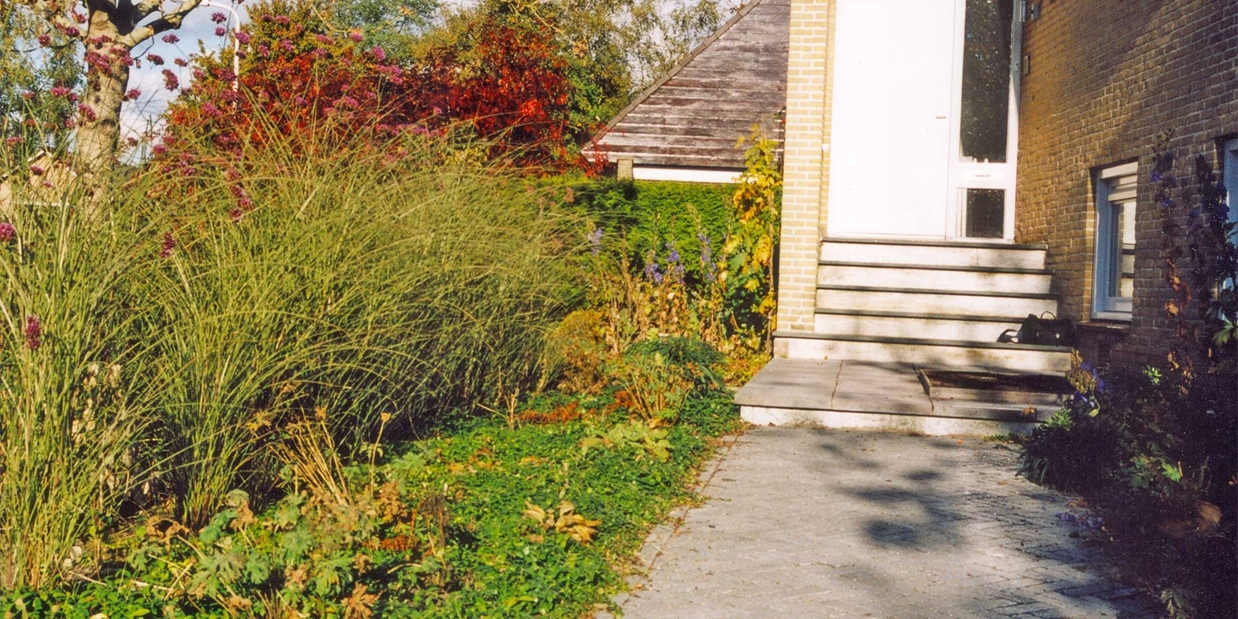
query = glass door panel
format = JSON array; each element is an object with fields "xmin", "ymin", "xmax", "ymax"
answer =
[{"xmin": 949, "ymin": 0, "xmax": 1018, "ymax": 240}]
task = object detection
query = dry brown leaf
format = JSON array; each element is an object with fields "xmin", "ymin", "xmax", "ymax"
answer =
[
  {"xmin": 343, "ymin": 583, "xmax": 379, "ymax": 619},
  {"xmin": 1195, "ymin": 501, "xmax": 1222, "ymax": 532}
]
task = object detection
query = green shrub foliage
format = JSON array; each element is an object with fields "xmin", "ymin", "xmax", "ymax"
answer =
[{"xmin": 1020, "ymin": 138, "xmax": 1236, "ymax": 619}]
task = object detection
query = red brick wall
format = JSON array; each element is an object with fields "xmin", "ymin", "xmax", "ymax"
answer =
[{"xmin": 1015, "ymin": 0, "xmax": 1238, "ymax": 368}]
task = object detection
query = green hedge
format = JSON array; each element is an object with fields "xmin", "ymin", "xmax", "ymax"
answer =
[{"xmin": 574, "ymin": 179, "xmax": 737, "ymax": 282}]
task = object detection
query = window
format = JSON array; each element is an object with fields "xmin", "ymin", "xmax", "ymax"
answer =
[
  {"xmin": 1223, "ymin": 139, "xmax": 1238, "ymax": 294},
  {"xmin": 1094, "ymin": 162, "xmax": 1138, "ymax": 319},
  {"xmin": 1225, "ymin": 139, "xmax": 1238, "ymax": 239}
]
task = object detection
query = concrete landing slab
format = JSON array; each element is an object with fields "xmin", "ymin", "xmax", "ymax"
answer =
[{"xmin": 734, "ymin": 358, "xmax": 1061, "ymax": 435}]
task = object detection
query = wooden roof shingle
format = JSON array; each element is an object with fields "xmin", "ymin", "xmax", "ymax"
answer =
[{"xmin": 588, "ymin": 0, "xmax": 790, "ymax": 171}]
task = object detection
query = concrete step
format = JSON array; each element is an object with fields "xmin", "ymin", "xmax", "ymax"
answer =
[
  {"xmin": 817, "ymin": 285, "xmax": 1059, "ymax": 318},
  {"xmin": 814, "ymin": 309, "xmax": 1021, "ymax": 342},
  {"xmin": 734, "ymin": 358, "xmax": 1049, "ymax": 436},
  {"xmin": 820, "ymin": 238, "xmax": 1047, "ymax": 270},
  {"xmin": 817, "ymin": 261, "xmax": 1053, "ymax": 294},
  {"xmin": 773, "ymin": 332, "xmax": 1073, "ymax": 372}
]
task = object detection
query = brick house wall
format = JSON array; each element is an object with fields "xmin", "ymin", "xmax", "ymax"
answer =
[
  {"xmin": 1016, "ymin": 0, "xmax": 1238, "ymax": 368},
  {"xmin": 775, "ymin": 0, "xmax": 834, "ymax": 333}
]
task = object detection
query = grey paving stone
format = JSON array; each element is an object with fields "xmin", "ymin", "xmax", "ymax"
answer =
[{"xmin": 612, "ymin": 427, "xmax": 1158, "ymax": 619}]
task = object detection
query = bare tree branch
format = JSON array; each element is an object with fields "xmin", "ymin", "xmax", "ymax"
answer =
[
  {"xmin": 116, "ymin": 0, "xmax": 201, "ymax": 47},
  {"xmin": 133, "ymin": 0, "xmax": 162, "ymax": 19}
]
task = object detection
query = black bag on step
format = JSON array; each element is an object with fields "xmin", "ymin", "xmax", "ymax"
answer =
[{"xmin": 997, "ymin": 312, "xmax": 1076, "ymax": 347}]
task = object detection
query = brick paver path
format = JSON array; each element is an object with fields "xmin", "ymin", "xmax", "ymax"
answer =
[{"xmin": 613, "ymin": 428, "xmax": 1156, "ymax": 618}]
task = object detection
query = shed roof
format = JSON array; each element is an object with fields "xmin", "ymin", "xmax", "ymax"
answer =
[{"xmin": 588, "ymin": 0, "xmax": 790, "ymax": 170}]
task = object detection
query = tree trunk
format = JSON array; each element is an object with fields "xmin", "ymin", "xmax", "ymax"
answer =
[{"xmin": 75, "ymin": 19, "xmax": 130, "ymax": 174}]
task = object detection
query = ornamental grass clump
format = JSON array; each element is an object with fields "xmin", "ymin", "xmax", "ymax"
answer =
[
  {"xmin": 142, "ymin": 126, "xmax": 583, "ymax": 526},
  {"xmin": 0, "ymin": 125, "xmax": 583, "ymax": 589},
  {"xmin": 0, "ymin": 181, "xmax": 164, "ymax": 589}
]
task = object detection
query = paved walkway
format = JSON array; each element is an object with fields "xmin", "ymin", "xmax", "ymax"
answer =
[{"xmin": 611, "ymin": 428, "xmax": 1156, "ymax": 618}]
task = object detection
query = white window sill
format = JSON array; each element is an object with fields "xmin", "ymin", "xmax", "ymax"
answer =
[{"xmin": 1092, "ymin": 311, "xmax": 1132, "ymax": 322}]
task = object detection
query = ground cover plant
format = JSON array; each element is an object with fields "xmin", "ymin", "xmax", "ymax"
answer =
[
  {"xmin": 0, "ymin": 388, "xmax": 739, "ymax": 617},
  {"xmin": 1020, "ymin": 139, "xmax": 1237, "ymax": 619}
]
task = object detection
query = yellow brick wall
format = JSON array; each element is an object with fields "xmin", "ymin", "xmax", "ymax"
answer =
[
  {"xmin": 776, "ymin": 0, "xmax": 834, "ymax": 334},
  {"xmin": 1016, "ymin": 0, "xmax": 1238, "ymax": 368}
]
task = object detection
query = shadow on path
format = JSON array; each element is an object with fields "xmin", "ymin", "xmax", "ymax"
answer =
[{"xmin": 614, "ymin": 427, "xmax": 1156, "ymax": 619}]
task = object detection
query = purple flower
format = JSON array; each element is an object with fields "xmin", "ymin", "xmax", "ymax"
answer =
[
  {"xmin": 0, "ymin": 222, "xmax": 15, "ymax": 242},
  {"xmin": 29, "ymin": 165, "xmax": 45, "ymax": 176},
  {"xmin": 643, "ymin": 252, "xmax": 663, "ymax": 284},
  {"xmin": 274, "ymin": 15, "xmax": 290, "ymax": 25},
  {"xmin": 279, "ymin": 40, "xmax": 294, "ymax": 53},
  {"xmin": 124, "ymin": 88, "xmax": 141, "ymax": 100},
  {"xmin": 315, "ymin": 34, "xmax": 332, "ymax": 45},
  {"xmin": 370, "ymin": 46, "xmax": 386, "ymax": 62},
  {"xmin": 588, "ymin": 227, "xmax": 603, "ymax": 255},
  {"xmin": 214, "ymin": 26, "xmax": 227, "ymax": 37},
  {"xmin": 161, "ymin": 69, "xmax": 179, "ymax": 91},
  {"xmin": 210, "ymin": 11, "xmax": 227, "ymax": 23},
  {"xmin": 161, "ymin": 34, "xmax": 179, "ymax": 44},
  {"xmin": 230, "ymin": 207, "xmax": 244, "ymax": 223},
  {"xmin": 37, "ymin": 33, "xmax": 51, "ymax": 46},
  {"xmin": 24, "ymin": 315, "xmax": 41, "ymax": 350},
  {"xmin": 160, "ymin": 232, "xmax": 177, "ymax": 258},
  {"xmin": 699, "ymin": 233, "xmax": 717, "ymax": 282},
  {"xmin": 235, "ymin": 30, "xmax": 251, "ymax": 45},
  {"xmin": 349, "ymin": 31, "xmax": 363, "ymax": 42}
]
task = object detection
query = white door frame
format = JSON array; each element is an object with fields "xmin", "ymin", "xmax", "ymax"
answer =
[{"xmin": 944, "ymin": 0, "xmax": 1022, "ymax": 241}]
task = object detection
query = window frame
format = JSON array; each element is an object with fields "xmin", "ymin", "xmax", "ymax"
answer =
[
  {"xmin": 1224, "ymin": 139, "xmax": 1238, "ymax": 235},
  {"xmin": 1093, "ymin": 162, "xmax": 1138, "ymax": 321},
  {"xmin": 1222, "ymin": 139, "xmax": 1238, "ymax": 294}
]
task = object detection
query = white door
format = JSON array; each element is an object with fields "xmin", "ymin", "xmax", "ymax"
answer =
[
  {"xmin": 826, "ymin": 0, "xmax": 957, "ymax": 238},
  {"xmin": 826, "ymin": 0, "xmax": 1019, "ymax": 240}
]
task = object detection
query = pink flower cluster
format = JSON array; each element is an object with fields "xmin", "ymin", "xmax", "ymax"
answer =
[{"xmin": 24, "ymin": 315, "xmax": 41, "ymax": 351}]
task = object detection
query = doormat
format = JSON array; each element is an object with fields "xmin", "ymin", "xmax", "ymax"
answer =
[{"xmin": 919, "ymin": 370, "xmax": 1073, "ymax": 394}]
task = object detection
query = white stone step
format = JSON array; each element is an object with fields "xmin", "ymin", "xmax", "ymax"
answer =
[
  {"xmin": 817, "ymin": 262, "xmax": 1052, "ymax": 294},
  {"xmin": 820, "ymin": 239, "xmax": 1047, "ymax": 270},
  {"xmin": 740, "ymin": 406, "xmax": 1042, "ymax": 436},
  {"xmin": 774, "ymin": 334, "xmax": 1072, "ymax": 373},
  {"xmin": 817, "ymin": 286, "xmax": 1059, "ymax": 318},
  {"xmin": 814, "ymin": 310, "xmax": 1021, "ymax": 342}
]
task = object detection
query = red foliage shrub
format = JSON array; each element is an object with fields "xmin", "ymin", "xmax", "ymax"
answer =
[
  {"xmin": 415, "ymin": 21, "xmax": 575, "ymax": 168},
  {"xmin": 161, "ymin": 7, "xmax": 415, "ymax": 162},
  {"xmin": 159, "ymin": 2, "xmax": 584, "ymax": 173}
]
